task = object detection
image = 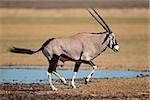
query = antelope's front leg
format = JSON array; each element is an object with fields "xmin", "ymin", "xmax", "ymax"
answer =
[
  {"xmin": 71, "ymin": 62, "xmax": 81, "ymax": 88},
  {"xmin": 71, "ymin": 72, "xmax": 77, "ymax": 88},
  {"xmin": 85, "ymin": 61, "xmax": 97, "ymax": 84},
  {"xmin": 47, "ymin": 72, "xmax": 57, "ymax": 91}
]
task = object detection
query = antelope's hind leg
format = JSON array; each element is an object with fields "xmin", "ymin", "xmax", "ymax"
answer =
[
  {"xmin": 54, "ymin": 61, "xmax": 67, "ymax": 85},
  {"xmin": 47, "ymin": 72, "xmax": 57, "ymax": 91},
  {"xmin": 47, "ymin": 55, "xmax": 60, "ymax": 91},
  {"xmin": 53, "ymin": 71, "xmax": 67, "ymax": 85},
  {"xmin": 47, "ymin": 55, "xmax": 67, "ymax": 90}
]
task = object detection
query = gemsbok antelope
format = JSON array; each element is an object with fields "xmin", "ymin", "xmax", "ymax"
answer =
[{"xmin": 10, "ymin": 9, "xmax": 119, "ymax": 91}]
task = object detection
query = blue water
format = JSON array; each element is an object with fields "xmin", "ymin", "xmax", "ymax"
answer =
[{"xmin": 0, "ymin": 66, "xmax": 149, "ymax": 84}]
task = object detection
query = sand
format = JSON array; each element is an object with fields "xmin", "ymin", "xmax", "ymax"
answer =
[{"xmin": 0, "ymin": 77, "xmax": 149, "ymax": 99}]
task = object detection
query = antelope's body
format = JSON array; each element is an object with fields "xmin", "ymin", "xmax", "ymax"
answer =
[
  {"xmin": 10, "ymin": 9, "xmax": 120, "ymax": 91},
  {"xmin": 44, "ymin": 32, "xmax": 108, "ymax": 62}
]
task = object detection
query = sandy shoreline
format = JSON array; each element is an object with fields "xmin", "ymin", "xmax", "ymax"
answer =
[{"xmin": 0, "ymin": 77, "xmax": 149, "ymax": 99}]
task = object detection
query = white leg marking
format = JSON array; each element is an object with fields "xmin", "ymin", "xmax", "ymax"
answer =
[
  {"xmin": 47, "ymin": 72, "xmax": 57, "ymax": 91},
  {"xmin": 53, "ymin": 71, "xmax": 67, "ymax": 85},
  {"xmin": 86, "ymin": 66, "xmax": 97, "ymax": 83},
  {"xmin": 71, "ymin": 72, "xmax": 77, "ymax": 88}
]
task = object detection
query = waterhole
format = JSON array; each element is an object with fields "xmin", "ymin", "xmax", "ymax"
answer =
[{"xmin": 0, "ymin": 66, "xmax": 149, "ymax": 84}]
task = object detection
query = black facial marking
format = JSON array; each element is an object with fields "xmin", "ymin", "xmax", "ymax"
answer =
[
  {"xmin": 102, "ymin": 34, "xmax": 109, "ymax": 44},
  {"xmin": 115, "ymin": 40, "xmax": 118, "ymax": 45}
]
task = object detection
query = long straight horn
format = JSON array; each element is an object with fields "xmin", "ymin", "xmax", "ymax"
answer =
[
  {"xmin": 92, "ymin": 8, "xmax": 112, "ymax": 33},
  {"xmin": 88, "ymin": 9, "xmax": 108, "ymax": 32}
]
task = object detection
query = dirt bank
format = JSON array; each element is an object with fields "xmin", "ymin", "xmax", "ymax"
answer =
[{"xmin": 0, "ymin": 77, "xmax": 149, "ymax": 99}]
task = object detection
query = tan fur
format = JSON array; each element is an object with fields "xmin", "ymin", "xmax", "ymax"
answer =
[{"xmin": 43, "ymin": 32, "xmax": 109, "ymax": 62}]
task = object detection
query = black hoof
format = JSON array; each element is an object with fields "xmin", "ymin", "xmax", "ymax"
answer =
[
  {"xmin": 63, "ymin": 82, "xmax": 68, "ymax": 86},
  {"xmin": 85, "ymin": 78, "xmax": 88, "ymax": 84}
]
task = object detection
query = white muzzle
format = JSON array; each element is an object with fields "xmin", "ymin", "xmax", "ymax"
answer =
[{"xmin": 113, "ymin": 45, "xmax": 119, "ymax": 51}]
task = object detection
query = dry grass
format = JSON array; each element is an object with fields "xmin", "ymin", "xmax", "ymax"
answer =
[{"xmin": 0, "ymin": 8, "xmax": 149, "ymax": 71}]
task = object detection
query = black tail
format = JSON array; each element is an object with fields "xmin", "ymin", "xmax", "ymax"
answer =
[
  {"xmin": 9, "ymin": 38, "xmax": 55, "ymax": 55},
  {"xmin": 9, "ymin": 47, "xmax": 39, "ymax": 55}
]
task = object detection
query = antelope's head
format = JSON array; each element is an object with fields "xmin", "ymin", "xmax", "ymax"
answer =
[{"xmin": 88, "ymin": 9, "xmax": 119, "ymax": 52}]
